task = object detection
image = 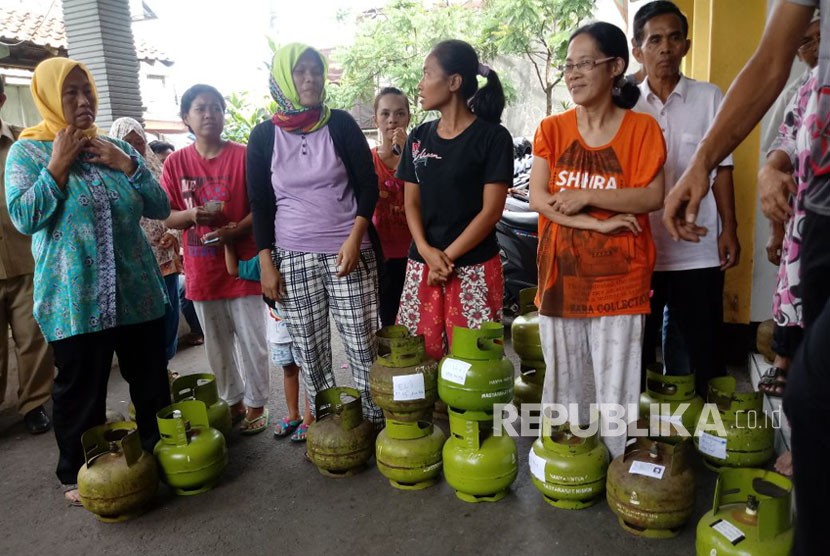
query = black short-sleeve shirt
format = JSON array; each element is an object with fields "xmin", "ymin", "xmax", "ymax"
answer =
[{"xmin": 396, "ymin": 117, "xmax": 513, "ymax": 266}]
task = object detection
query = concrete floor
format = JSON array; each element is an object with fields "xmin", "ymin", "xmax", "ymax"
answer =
[{"xmin": 0, "ymin": 325, "xmax": 745, "ymax": 556}]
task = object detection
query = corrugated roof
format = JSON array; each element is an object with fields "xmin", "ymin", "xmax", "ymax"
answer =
[{"xmin": 0, "ymin": 5, "xmax": 173, "ymax": 65}]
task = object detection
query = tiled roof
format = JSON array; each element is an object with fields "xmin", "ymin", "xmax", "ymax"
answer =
[{"xmin": 0, "ymin": 5, "xmax": 173, "ymax": 65}]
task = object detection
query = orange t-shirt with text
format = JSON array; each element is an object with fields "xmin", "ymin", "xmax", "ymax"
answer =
[{"xmin": 533, "ymin": 109, "xmax": 666, "ymax": 318}]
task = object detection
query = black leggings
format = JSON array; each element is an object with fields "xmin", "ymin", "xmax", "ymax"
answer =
[{"xmin": 379, "ymin": 257, "xmax": 408, "ymax": 327}]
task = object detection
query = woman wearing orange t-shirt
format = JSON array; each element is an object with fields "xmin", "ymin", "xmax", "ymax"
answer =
[{"xmin": 529, "ymin": 22, "xmax": 666, "ymax": 458}]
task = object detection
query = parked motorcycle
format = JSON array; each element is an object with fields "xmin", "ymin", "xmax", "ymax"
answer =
[{"xmin": 498, "ymin": 137, "xmax": 539, "ymax": 318}]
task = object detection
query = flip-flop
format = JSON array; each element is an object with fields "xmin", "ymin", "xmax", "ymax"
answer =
[
  {"xmin": 759, "ymin": 367, "xmax": 787, "ymax": 398},
  {"xmin": 290, "ymin": 422, "xmax": 309, "ymax": 443},
  {"xmin": 240, "ymin": 408, "xmax": 269, "ymax": 435},
  {"xmin": 274, "ymin": 417, "xmax": 303, "ymax": 438},
  {"xmin": 63, "ymin": 484, "xmax": 83, "ymax": 507}
]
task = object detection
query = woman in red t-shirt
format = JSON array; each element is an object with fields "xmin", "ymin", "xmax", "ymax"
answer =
[
  {"xmin": 529, "ymin": 22, "xmax": 666, "ymax": 458},
  {"xmin": 371, "ymin": 87, "xmax": 412, "ymax": 326}
]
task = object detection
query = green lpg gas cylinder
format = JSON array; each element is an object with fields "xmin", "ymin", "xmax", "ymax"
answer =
[
  {"xmin": 438, "ymin": 322, "xmax": 514, "ymax": 417},
  {"xmin": 639, "ymin": 365, "xmax": 704, "ymax": 444},
  {"xmin": 443, "ymin": 408, "xmax": 518, "ymax": 503},
  {"xmin": 694, "ymin": 377, "xmax": 774, "ymax": 471},
  {"xmin": 513, "ymin": 366, "xmax": 544, "ymax": 413},
  {"xmin": 153, "ymin": 400, "xmax": 227, "ymax": 496},
  {"xmin": 511, "ymin": 287, "xmax": 543, "ymax": 362},
  {"xmin": 77, "ymin": 422, "xmax": 158, "ymax": 522},
  {"xmin": 376, "ymin": 420, "xmax": 446, "ymax": 490},
  {"xmin": 370, "ymin": 326, "xmax": 438, "ymax": 422},
  {"xmin": 696, "ymin": 468, "xmax": 793, "ymax": 556},
  {"xmin": 171, "ymin": 373, "xmax": 232, "ymax": 437},
  {"xmin": 307, "ymin": 387, "xmax": 375, "ymax": 477},
  {"xmin": 607, "ymin": 437, "xmax": 696, "ymax": 538},
  {"xmin": 529, "ymin": 421, "xmax": 609, "ymax": 509}
]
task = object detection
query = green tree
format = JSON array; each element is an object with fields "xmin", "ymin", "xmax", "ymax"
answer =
[
  {"xmin": 223, "ymin": 91, "xmax": 275, "ymax": 144},
  {"xmin": 480, "ymin": 0, "xmax": 595, "ymax": 115},
  {"xmin": 330, "ymin": 0, "xmax": 491, "ymax": 124}
]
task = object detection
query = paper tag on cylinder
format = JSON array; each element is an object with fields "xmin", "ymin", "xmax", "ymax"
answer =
[
  {"xmin": 711, "ymin": 519, "xmax": 746, "ymax": 544},
  {"xmin": 441, "ymin": 358, "xmax": 471, "ymax": 385},
  {"xmin": 629, "ymin": 460, "xmax": 665, "ymax": 479},
  {"xmin": 392, "ymin": 373, "xmax": 426, "ymax": 401},
  {"xmin": 529, "ymin": 449, "xmax": 547, "ymax": 482},
  {"xmin": 698, "ymin": 432, "xmax": 728, "ymax": 460}
]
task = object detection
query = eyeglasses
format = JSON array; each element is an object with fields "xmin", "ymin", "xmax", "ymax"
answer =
[
  {"xmin": 798, "ymin": 34, "xmax": 820, "ymax": 53},
  {"xmin": 557, "ymin": 57, "xmax": 616, "ymax": 75}
]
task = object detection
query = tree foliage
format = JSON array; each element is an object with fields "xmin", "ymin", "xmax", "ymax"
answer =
[
  {"xmin": 223, "ymin": 92, "xmax": 275, "ymax": 144},
  {"xmin": 329, "ymin": 0, "xmax": 491, "ymax": 124},
  {"xmin": 480, "ymin": 0, "xmax": 595, "ymax": 115}
]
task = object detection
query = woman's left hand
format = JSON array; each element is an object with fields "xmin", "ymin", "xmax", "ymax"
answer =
[
  {"xmin": 201, "ymin": 226, "xmax": 233, "ymax": 246},
  {"xmin": 336, "ymin": 238, "xmax": 361, "ymax": 277},
  {"xmin": 549, "ymin": 189, "xmax": 589, "ymax": 215},
  {"xmin": 84, "ymin": 138, "xmax": 136, "ymax": 175},
  {"xmin": 159, "ymin": 232, "xmax": 179, "ymax": 252}
]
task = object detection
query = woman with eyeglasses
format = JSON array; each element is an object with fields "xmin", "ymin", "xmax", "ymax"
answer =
[
  {"xmin": 162, "ymin": 84, "xmax": 270, "ymax": 435},
  {"xmin": 529, "ymin": 22, "xmax": 666, "ymax": 458}
]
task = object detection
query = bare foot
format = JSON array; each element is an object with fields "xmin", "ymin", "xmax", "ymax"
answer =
[
  {"xmin": 230, "ymin": 402, "xmax": 247, "ymax": 425},
  {"xmin": 774, "ymin": 450, "xmax": 793, "ymax": 477}
]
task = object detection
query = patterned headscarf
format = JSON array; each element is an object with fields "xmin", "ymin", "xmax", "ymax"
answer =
[
  {"xmin": 21, "ymin": 57, "xmax": 99, "ymax": 141},
  {"xmin": 269, "ymin": 43, "xmax": 331, "ymax": 133},
  {"xmin": 108, "ymin": 117, "xmax": 163, "ymax": 182}
]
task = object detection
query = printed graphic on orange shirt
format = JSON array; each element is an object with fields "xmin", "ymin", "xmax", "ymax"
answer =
[{"xmin": 538, "ymin": 140, "xmax": 651, "ymax": 318}]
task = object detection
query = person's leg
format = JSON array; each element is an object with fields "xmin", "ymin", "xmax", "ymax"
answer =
[
  {"xmin": 0, "ymin": 279, "xmax": 10, "ymax": 408},
  {"xmin": 193, "ymin": 299, "xmax": 245, "ymax": 409},
  {"xmin": 228, "ymin": 295, "xmax": 269, "ymax": 421},
  {"xmin": 800, "ymin": 210, "xmax": 830, "ymax": 327},
  {"xmin": 661, "ymin": 304, "xmax": 690, "ymax": 375},
  {"xmin": 113, "ymin": 318, "xmax": 171, "ymax": 453},
  {"xmin": 49, "ymin": 330, "xmax": 115, "ymax": 486},
  {"xmin": 539, "ymin": 316, "xmax": 592, "ymax": 419},
  {"xmin": 641, "ymin": 272, "xmax": 668, "ymax": 388},
  {"xmin": 666, "ymin": 267, "xmax": 726, "ymax": 395},
  {"xmin": 325, "ymin": 249, "xmax": 383, "ymax": 426},
  {"xmin": 379, "ymin": 257, "xmax": 408, "ymax": 327},
  {"xmin": 783, "ymin": 298, "xmax": 830, "ymax": 556},
  {"xmin": 162, "ymin": 273, "xmax": 181, "ymax": 362},
  {"xmin": 443, "ymin": 254, "xmax": 504, "ymax": 349},
  {"xmin": 397, "ymin": 258, "xmax": 445, "ymax": 361},
  {"xmin": 283, "ymin": 362, "xmax": 301, "ymax": 420},
  {"xmin": 7, "ymin": 274, "xmax": 55, "ymax": 416},
  {"xmin": 178, "ymin": 274, "xmax": 203, "ymax": 341},
  {"xmin": 278, "ymin": 249, "xmax": 334, "ymax": 419},
  {"xmin": 589, "ymin": 314, "xmax": 645, "ymax": 459}
]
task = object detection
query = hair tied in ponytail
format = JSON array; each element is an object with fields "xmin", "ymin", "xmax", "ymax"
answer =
[{"xmin": 478, "ymin": 63, "xmax": 492, "ymax": 77}]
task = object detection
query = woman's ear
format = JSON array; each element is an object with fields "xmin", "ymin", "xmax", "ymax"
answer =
[{"xmin": 448, "ymin": 73, "xmax": 463, "ymax": 93}]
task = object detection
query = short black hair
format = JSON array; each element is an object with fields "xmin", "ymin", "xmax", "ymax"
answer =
[
  {"xmin": 149, "ymin": 140, "xmax": 174, "ymax": 154},
  {"xmin": 633, "ymin": 1, "xmax": 689, "ymax": 47},
  {"xmin": 179, "ymin": 84, "xmax": 225, "ymax": 120}
]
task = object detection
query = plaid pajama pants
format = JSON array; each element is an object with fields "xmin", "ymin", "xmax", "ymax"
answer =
[{"xmin": 275, "ymin": 247, "xmax": 383, "ymax": 425}]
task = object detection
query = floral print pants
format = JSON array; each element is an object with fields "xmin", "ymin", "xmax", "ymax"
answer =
[{"xmin": 396, "ymin": 254, "xmax": 503, "ymax": 361}]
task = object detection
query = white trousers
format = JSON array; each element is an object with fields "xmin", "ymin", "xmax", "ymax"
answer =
[
  {"xmin": 194, "ymin": 295, "xmax": 269, "ymax": 407},
  {"xmin": 539, "ymin": 314, "xmax": 644, "ymax": 459}
]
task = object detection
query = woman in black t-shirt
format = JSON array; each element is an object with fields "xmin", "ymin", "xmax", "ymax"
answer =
[{"xmin": 396, "ymin": 39, "xmax": 514, "ymax": 361}]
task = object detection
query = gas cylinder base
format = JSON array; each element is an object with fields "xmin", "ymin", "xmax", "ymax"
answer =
[
  {"xmin": 92, "ymin": 506, "xmax": 148, "ymax": 523},
  {"xmin": 389, "ymin": 477, "xmax": 438, "ymax": 491},
  {"xmin": 454, "ymin": 488, "xmax": 508, "ymax": 503},
  {"xmin": 171, "ymin": 480, "xmax": 217, "ymax": 496},
  {"xmin": 543, "ymin": 494, "xmax": 601, "ymax": 510},
  {"xmin": 618, "ymin": 518, "xmax": 682, "ymax": 539},
  {"xmin": 316, "ymin": 464, "xmax": 367, "ymax": 479}
]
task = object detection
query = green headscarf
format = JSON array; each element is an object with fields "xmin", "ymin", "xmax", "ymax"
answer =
[{"xmin": 269, "ymin": 43, "xmax": 331, "ymax": 133}]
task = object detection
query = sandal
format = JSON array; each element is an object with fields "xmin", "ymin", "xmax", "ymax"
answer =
[
  {"xmin": 758, "ymin": 367, "xmax": 788, "ymax": 398},
  {"xmin": 290, "ymin": 423, "xmax": 309, "ymax": 443},
  {"xmin": 240, "ymin": 408, "xmax": 269, "ymax": 435},
  {"xmin": 273, "ymin": 417, "xmax": 303, "ymax": 439},
  {"xmin": 63, "ymin": 484, "xmax": 83, "ymax": 507},
  {"xmin": 180, "ymin": 333, "xmax": 204, "ymax": 346}
]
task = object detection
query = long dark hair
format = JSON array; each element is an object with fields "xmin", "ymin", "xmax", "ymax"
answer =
[
  {"xmin": 568, "ymin": 23, "xmax": 640, "ymax": 109},
  {"xmin": 430, "ymin": 39, "xmax": 505, "ymax": 124}
]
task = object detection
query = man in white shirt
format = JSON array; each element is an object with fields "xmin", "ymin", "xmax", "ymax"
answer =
[{"xmin": 631, "ymin": 1, "xmax": 740, "ymax": 396}]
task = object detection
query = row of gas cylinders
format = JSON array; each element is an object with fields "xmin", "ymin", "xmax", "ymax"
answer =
[
  {"xmin": 303, "ymin": 322, "xmax": 521, "ymax": 503},
  {"xmin": 77, "ymin": 373, "xmax": 231, "ymax": 522}
]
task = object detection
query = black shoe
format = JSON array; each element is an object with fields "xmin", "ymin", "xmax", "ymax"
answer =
[{"xmin": 24, "ymin": 406, "xmax": 51, "ymax": 434}]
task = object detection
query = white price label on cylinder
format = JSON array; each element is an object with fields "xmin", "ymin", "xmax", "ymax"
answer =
[
  {"xmin": 629, "ymin": 460, "xmax": 666, "ymax": 479},
  {"xmin": 441, "ymin": 358, "xmax": 471, "ymax": 385},
  {"xmin": 529, "ymin": 449, "xmax": 547, "ymax": 482},
  {"xmin": 392, "ymin": 373, "xmax": 426, "ymax": 401},
  {"xmin": 711, "ymin": 519, "xmax": 746, "ymax": 545},
  {"xmin": 698, "ymin": 432, "xmax": 727, "ymax": 460}
]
